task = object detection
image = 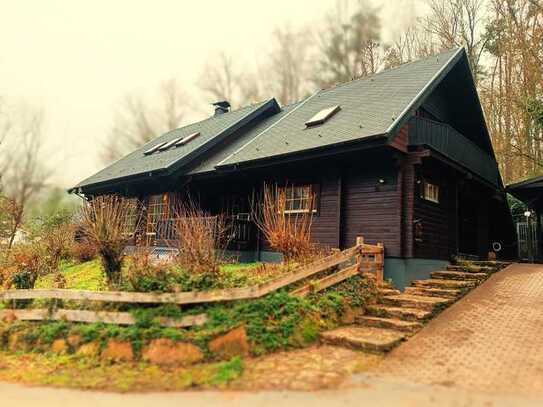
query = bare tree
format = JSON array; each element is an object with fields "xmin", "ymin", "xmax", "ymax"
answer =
[
  {"xmin": 1, "ymin": 106, "xmax": 51, "ymax": 249},
  {"xmin": 261, "ymin": 25, "xmax": 315, "ymax": 105},
  {"xmin": 479, "ymin": 0, "xmax": 543, "ymax": 182},
  {"xmin": 421, "ymin": 0, "xmax": 488, "ymax": 83},
  {"xmin": 101, "ymin": 79, "xmax": 187, "ymax": 164},
  {"xmin": 199, "ymin": 52, "xmax": 264, "ymax": 108},
  {"xmin": 383, "ymin": 25, "xmax": 439, "ymax": 69},
  {"xmin": 313, "ymin": 0, "xmax": 383, "ymax": 88}
]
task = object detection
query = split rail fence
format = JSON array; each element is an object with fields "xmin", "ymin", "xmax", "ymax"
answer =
[{"xmin": 0, "ymin": 237, "xmax": 384, "ymax": 328}]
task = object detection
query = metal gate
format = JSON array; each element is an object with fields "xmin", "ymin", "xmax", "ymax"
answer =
[{"xmin": 517, "ymin": 222, "xmax": 538, "ymax": 261}]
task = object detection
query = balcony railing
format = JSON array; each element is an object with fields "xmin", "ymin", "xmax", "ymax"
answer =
[
  {"xmin": 408, "ymin": 117, "xmax": 501, "ymax": 187},
  {"xmin": 146, "ymin": 216, "xmax": 253, "ymax": 246}
]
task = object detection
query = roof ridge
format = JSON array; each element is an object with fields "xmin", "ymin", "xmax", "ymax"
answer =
[
  {"xmin": 150, "ymin": 99, "xmax": 272, "ymax": 146},
  {"xmin": 318, "ymin": 47, "xmax": 463, "ymax": 95},
  {"xmin": 385, "ymin": 47, "xmax": 464, "ymax": 135},
  {"xmin": 215, "ymin": 91, "xmax": 321, "ymax": 167}
]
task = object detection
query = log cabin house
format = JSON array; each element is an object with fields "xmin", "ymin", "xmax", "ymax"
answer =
[{"xmin": 70, "ymin": 48, "xmax": 514, "ymax": 288}]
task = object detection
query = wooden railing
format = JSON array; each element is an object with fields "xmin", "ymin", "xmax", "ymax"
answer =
[
  {"xmin": 409, "ymin": 116, "xmax": 501, "ymax": 187},
  {"xmin": 0, "ymin": 237, "xmax": 384, "ymax": 327}
]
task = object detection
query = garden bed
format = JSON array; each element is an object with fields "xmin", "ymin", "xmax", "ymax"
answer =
[{"xmin": 0, "ymin": 271, "xmax": 379, "ymax": 391}]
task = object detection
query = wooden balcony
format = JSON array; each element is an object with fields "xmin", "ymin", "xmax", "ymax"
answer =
[{"xmin": 409, "ymin": 117, "xmax": 501, "ymax": 187}]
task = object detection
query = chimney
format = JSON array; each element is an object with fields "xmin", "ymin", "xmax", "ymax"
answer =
[{"xmin": 212, "ymin": 100, "xmax": 231, "ymax": 116}]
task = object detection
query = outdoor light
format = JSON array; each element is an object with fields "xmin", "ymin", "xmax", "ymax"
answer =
[
  {"xmin": 378, "ymin": 178, "xmax": 385, "ymax": 184},
  {"xmin": 524, "ymin": 210, "xmax": 532, "ymax": 217}
]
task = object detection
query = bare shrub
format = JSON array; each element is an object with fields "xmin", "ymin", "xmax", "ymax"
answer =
[
  {"xmin": 252, "ymin": 183, "xmax": 315, "ymax": 265},
  {"xmin": 79, "ymin": 195, "xmax": 139, "ymax": 288},
  {"xmin": 170, "ymin": 200, "xmax": 231, "ymax": 274},
  {"xmin": 1, "ymin": 242, "xmax": 47, "ymax": 289},
  {"xmin": 0, "ymin": 195, "xmax": 20, "ymax": 252},
  {"xmin": 41, "ymin": 222, "xmax": 75, "ymax": 270},
  {"xmin": 71, "ymin": 240, "xmax": 98, "ymax": 262},
  {"xmin": 124, "ymin": 246, "xmax": 175, "ymax": 292}
]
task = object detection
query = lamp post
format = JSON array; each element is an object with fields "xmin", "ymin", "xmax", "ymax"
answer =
[{"xmin": 525, "ymin": 210, "xmax": 533, "ymax": 262}]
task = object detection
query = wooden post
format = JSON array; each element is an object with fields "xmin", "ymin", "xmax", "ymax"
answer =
[
  {"xmin": 376, "ymin": 242, "xmax": 384, "ymax": 285},
  {"xmin": 356, "ymin": 236, "xmax": 364, "ymax": 272}
]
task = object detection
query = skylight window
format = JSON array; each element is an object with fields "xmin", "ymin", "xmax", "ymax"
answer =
[
  {"xmin": 305, "ymin": 105, "xmax": 341, "ymax": 127},
  {"xmin": 143, "ymin": 142, "xmax": 167, "ymax": 155},
  {"xmin": 158, "ymin": 137, "xmax": 183, "ymax": 151},
  {"xmin": 175, "ymin": 132, "xmax": 200, "ymax": 147}
]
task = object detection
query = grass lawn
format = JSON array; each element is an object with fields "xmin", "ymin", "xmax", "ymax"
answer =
[
  {"xmin": 36, "ymin": 260, "xmax": 107, "ymax": 291},
  {"xmin": 35, "ymin": 260, "xmax": 269, "ymax": 291}
]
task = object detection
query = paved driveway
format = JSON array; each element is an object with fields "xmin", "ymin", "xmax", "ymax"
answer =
[{"xmin": 375, "ymin": 263, "xmax": 543, "ymax": 398}]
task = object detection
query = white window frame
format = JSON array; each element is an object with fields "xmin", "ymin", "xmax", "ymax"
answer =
[
  {"xmin": 280, "ymin": 185, "xmax": 317, "ymax": 214},
  {"xmin": 422, "ymin": 180, "xmax": 440, "ymax": 204},
  {"xmin": 146, "ymin": 193, "xmax": 169, "ymax": 236},
  {"xmin": 122, "ymin": 198, "xmax": 140, "ymax": 237}
]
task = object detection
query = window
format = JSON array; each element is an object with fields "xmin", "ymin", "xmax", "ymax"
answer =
[
  {"xmin": 122, "ymin": 198, "xmax": 140, "ymax": 236},
  {"xmin": 421, "ymin": 180, "xmax": 440, "ymax": 203},
  {"xmin": 158, "ymin": 137, "xmax": 184, "ymax": 151},
  {"xmin": 146, "ymin": 194, "xmax": 169, "ymax": 237},
  {"xmin": 280, "ymin": 185, "xmax": 316, "ymax": 214},
  {"xmin": 143, "ymin": 142, "xmax": 167, "ymax": 155},
  {"xmin": 175, "ymin": 132, "xmax": 200, "ymax": 147},
  {"xmin": 305, "ymin": 105, "xmax": 341, "ymax": 127}
]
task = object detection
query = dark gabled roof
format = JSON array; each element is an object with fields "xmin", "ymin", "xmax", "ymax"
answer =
[
  {"xmin": 74, "ymin": 47, "xmax": 492, "ymax": 192},
  {"xmin": 186, "ymin": 101, "xmax": 302, "ymax": 175},
  {"xmin": 507, "ymin": 175, "xmax": 543, "ymax": 206},
  {"xmin": 507, "ymin": 176, "xmax": 543, "ymax": 190},
  {"xmin": 72, "ymin": 99, "xmax": 279, "ymax": 191},
  {"xmin": 216, "ymin": 48, "xmax": 462, "ymax": 169}
]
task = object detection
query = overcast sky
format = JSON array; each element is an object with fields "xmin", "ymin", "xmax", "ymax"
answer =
[{"xmin": 0, "ymin": 0, "xmax": 423, "ymax": 188}]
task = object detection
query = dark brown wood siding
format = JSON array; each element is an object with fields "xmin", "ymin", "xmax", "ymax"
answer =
[
  {"xmin": 413, "ymin": 159, "xmax": 458, "ymax": 260},
  {"xmin": 310, "ymin": 171, "xmax": 342, "ymax": 248},
  {"xmin": 340, "ymin": 154, "xmax": 401, "ymax": 257}
]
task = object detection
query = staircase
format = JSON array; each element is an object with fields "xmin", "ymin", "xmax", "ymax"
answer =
[{"xmin": 320, "ymin": 260, "xmax": 510, "ymax": 353}]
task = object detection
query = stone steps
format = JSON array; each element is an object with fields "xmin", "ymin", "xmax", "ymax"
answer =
[
  {"xmin": 431, "ymin": 270, "xmax": 488, "ymax": 281},
  {"xmin": 446, "ymin": 265, "xmax": 494, "ymax": 273},
  {"xmin": 465, "ymin": 261, "xmax": 512, "ymax": 268},
  {"xmin": 379, "ymin": 294, "xmax": 453, "ymax": 311},
  {"xmin": 378, "ymin": 288, "xmax": 401, "ymax": 296},
  {"xmin": 411, "ymin": 278, "xmax": 477, "ymax": 289},
  {"xmin": 319, "ymin": 260, "xmax": 503, "ymax": 355},
  {"xmin": 404, "ymin": 286, "xmax": 462, "ymax": 299},
  {"xmin": 356, "ymin": 315, "xmax": 423, "ymax": 333},
  {"xmin": 319, "ymin": 326, "xmax": 405, "ymax": 353},
  {"xmin": 366, "ymin": 304, "xmax": 433, "ymax": 321}
]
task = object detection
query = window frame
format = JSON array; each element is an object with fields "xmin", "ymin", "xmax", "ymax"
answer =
[
  {"xmin": 421, "ymin": 180, "xmax": 440, "ymax": 204},
  {"xmin": 146, "ymin": 193, "xmax": 170, "ymax": 237},
  {"xmin": 122, "ymin": 197, "xmax": 140, "ymax": 237},
  {"xmin": 279, "ymin": 184, "xmax": 317, "ymax": 214}
]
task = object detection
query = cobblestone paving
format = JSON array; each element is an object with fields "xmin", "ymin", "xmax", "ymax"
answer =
[
  {"xmin": 374, "ymin": 263, "xmax": 543, "ymax": 397},
  {"xmin": 231, "ymin": 345, "xmax": 382, "ymax": 391}
]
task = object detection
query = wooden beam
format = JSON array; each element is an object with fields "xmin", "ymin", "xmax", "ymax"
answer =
[
  {"xmin": 291, "ymin": 264, "xmax": 359, "ymax": 297},
  {"xmin": 0, "ymin": 309, "xmax": 208, "ymax": 328}
]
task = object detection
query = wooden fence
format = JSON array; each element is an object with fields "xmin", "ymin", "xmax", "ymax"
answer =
[{"xmin": 0, "ymin": 237, "xmax": 384, "ymax": 327}]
